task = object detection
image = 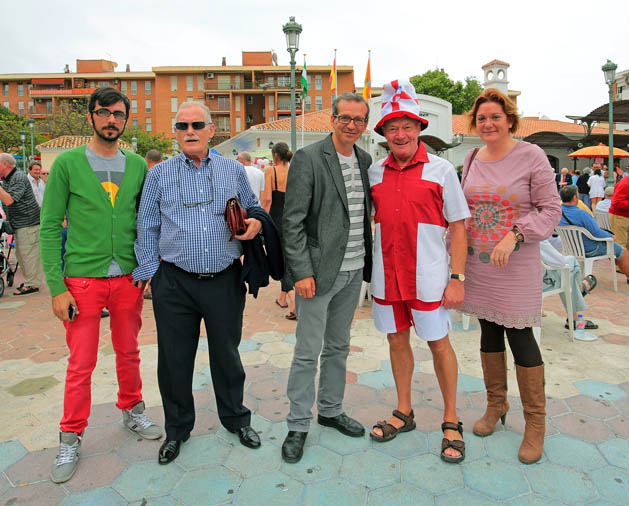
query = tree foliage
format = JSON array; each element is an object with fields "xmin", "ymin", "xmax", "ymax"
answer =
[
  {"xmin": 121, "ymin": 127, "xmax": 173, "ymax": 158},
  {"xmin": 35, "ymin": 99, "xmax": 92, "ymax": 138},
  {"xmin": 410, "ymin": 69, "xmax": 483, "ymax": 115},
  {"xmin": 0, "ymin": 106, "xmax": 47, "ymax": 157}
]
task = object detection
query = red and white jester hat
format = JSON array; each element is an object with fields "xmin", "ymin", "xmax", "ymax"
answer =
[{"xmin": 374, "ymin": 78, "xmax": 428, "ymax": 135}]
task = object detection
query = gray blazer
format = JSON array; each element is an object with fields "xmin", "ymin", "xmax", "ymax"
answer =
[{"xmin": 283, "ymin": 134, "xmax": 373, "ymax": 296}]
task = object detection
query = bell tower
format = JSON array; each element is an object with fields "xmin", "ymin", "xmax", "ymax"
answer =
[{"xmin": 482, "ymin": 60, "xmax": 510, "ymax": 95}]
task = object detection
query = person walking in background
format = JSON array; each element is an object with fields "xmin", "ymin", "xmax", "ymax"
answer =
[
  {"xmin": 261, "ymin": 142, "xmax": 295, "ymax": 319},
  {"xmin": 588, "ymin": 167, "xmax": 605, "ymax": 210},
  {"xmin": 576, "ymin": 167, "xmax": 591, "ymax": 209},
  {"xmin": 27, "ymin": 161, "xmax": 46, "ymax": 208},
  {"xmin": 145, "ymin": 149, "xmax": 162, "ymax": 170},
  {"xmin": 0, "ymin": 153, "xmax": 43, "ymax": 295},
  {"xmin": 459, "ymin": 88, "xmax": 561, "ymax": 465},
  {"xmin": 238, "ymin": 152, "xmax": 265, "ymax": 201}
]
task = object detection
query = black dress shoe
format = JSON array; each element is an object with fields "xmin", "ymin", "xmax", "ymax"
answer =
[
  {"xmin": 282, "ymin": 431, "xmax": 307, "ymax": 463},
  {"xmin": 318, "ymin": 413, "xmax": 365, "ymax": 437},
  {"xmin": 234, "ymin": 426, "xmax": 261, "ymax": 449},
  {"xmin": 158, "ymin": 435, "xmax": 189, "ymax": 465}
]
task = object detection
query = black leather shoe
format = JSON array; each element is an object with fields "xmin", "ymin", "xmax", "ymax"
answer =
[
  {"xmin": 282, "ymin": 431, "xmax": 307, "ymax": 463},
  {"xmin": 318, "ymin": 413, "xmax": 365, "ymax": 437},
  {"xmin": 158, "ymin": 435, "xmax": 189, "ymax": 465},
  {"xmin": 234, "ymin": 426, "xmax": 261, "ymax": 449}
]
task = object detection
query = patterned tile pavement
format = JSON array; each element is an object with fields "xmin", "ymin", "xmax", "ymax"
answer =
[{"xmin": 0, "ymin": 262, "xmax": 627, "ymax": 505}]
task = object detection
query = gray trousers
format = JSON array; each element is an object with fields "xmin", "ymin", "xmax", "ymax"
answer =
[{"xmin": 286, "ymin": 269, "xmax": 362, "ymax": 432}]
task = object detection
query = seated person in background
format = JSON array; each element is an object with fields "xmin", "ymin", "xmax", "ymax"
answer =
[
  {"xmin": 595, "ymin": 186, "xmax": 614, "ymax": 213},
  {"xmin": 540, "ymin": 240, "xmax": 597, "ymax": 330},
  {"xmin": 559, "ymin": 185, "xmax": 629, "ymax": 277}
]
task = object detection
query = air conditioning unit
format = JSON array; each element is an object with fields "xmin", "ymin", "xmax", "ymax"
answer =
[
  {"xmin": 206, "ymin": 72, "xmax": 214, "ymax": 79},
  {"xmin": 113, "ymin": 79, "xmax": 119, "ymax": 84}
]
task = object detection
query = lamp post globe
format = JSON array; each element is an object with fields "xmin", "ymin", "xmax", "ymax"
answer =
[
  {"xmin": 19, "ymin": 130, "xmax": 27, "ymax": 171},
  {"xmin": 282, "ymin": 16, "xmax": 302, "ymax": 153},
  {"xmin": 602, "ymin": 59, "xmax": 617, "ymax": 186},
  {"xmin": 27, "ymin": 118, "xmax": 35, "ymax": 162}
]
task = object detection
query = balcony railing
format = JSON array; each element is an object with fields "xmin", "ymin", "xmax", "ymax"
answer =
[{"xmin": 29, "ymin": 88, "xmax": 97, "ymax": 97}]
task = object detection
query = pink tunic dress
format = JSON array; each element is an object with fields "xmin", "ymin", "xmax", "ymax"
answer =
[{"xmin": 459, "ymin": 141, "xmax": 562, "ymax": 328}]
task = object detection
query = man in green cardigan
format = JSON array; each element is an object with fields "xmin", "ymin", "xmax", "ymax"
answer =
[{"xmin": 40, "ymin": 87, "xmax": 163, "ymax": 484}]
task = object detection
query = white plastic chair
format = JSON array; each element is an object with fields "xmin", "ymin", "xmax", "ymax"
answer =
[
  {"xmin": 594, "ymin": 210, "xmax": 612, "ymax": 232},
  {"xmin": 359, "ymin": 281, "xmax": 371, "ymax": 307},
  {"xmin": 555, "ymin": 225, "xmax": 617, "ymax": 292},
  {"xmin": 534, "ymin": 260, "xmax": 574, "ymax": 343}
]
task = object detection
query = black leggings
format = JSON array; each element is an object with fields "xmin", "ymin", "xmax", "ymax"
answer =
[{"xmin": 479, "ymin": 319, "xmax": 543, "ymax": 367}]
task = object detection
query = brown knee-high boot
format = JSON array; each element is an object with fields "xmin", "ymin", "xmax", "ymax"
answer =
[
  {"xmin": 516, "ymin": 363, "xmax": 546, "ymax": 464},
  {"xmin": 473, "ymin": 351, "xmax": 510, "ymax": 437}
]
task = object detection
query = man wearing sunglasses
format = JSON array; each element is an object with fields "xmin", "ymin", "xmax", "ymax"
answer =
[
  {"xmin": 281, "ymin": 93, "xmax": 373, "ymax": 463},
  {"xmin": 134, "ymin": 101, "xmax": 263, "ymax": 465},
  {"xmin": 40, "ymin": 87, "xmax": 163, "ymax": 484}
]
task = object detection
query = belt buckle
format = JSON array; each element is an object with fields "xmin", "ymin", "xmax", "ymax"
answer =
[{"xmin": 197, "ymin": 272, "xmax": 215, "ymax": 280}]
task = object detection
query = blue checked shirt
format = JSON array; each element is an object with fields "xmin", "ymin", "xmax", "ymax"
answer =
[{"xmin": 133, "ymin": 152, "xmax": 260, "ymax": 280}]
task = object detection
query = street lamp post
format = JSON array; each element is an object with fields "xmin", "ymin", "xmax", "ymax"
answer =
[
  {"xmin": 602, "ymin": 59, "xmax": 617, "ymax": 186},
  {"xmin": 19, "ymin": 130, "xmax": 27, "ymax": 172},
  {"xmin": 282, "ymin": 16, "xmax": 302, "ymax": 153},
  {"xmin": 27, "ymin": 118, "xmax": 35, "ymax": 163},
  {"xmin": 131, "ymin": 136, "xmax": 138, "ymax": 153}
]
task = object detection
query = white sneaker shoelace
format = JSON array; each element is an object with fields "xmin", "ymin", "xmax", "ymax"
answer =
[
  {"xmin": 56, "ymin": 441, "xmax": 79, "ymax": 466},
  {"xmin": 130, "ymin": 411, "xmax": 154, "ymax": 429}
]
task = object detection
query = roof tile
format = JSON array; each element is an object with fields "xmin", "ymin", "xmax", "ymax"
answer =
[{"xmin": 37, "ymin": 135, "xmax": 132, "ymax": 150}]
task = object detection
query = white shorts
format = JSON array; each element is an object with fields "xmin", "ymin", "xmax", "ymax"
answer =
[{"xmin": 372, "ymin": 297, "xmax": 451, "ymax": 341}]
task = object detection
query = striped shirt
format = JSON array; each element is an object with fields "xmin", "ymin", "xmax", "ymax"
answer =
[
  {"xmin": 337, "ymin": 152, "xmax": 365, "ymax": 271},
  {"xmin": 133, "ymin": 152, "xmax": 260, "ymax": 280},
  {"xmin": 1, "ymin": 168, "xmax": 40, "ymax": 229}
]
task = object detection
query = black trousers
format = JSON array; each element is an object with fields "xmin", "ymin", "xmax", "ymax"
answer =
[{"xmin": 152, "ymin": 261, "xmax": 251, "ymax": 440}]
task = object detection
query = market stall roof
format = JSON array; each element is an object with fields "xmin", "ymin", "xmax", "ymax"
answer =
[{"xmin": 567, "ymin": 99, "xmax": 629, "ymax": 124}]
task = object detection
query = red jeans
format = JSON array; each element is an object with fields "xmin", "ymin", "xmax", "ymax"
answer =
[{"xmin": 60, "ymin": 275, "xmax": 144, "ymax": 433}]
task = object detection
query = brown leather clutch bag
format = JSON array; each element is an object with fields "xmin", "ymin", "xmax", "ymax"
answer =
[{"xmin": 224, "ymin": 197, "xmax": 248, "ymax": 241}]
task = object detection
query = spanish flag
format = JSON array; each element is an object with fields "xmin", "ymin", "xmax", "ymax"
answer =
[
  {"xmin": 363, "ymin": 51, "xmax": 371, "ymax": 101},
  {"xmin": 329, "ymin": 50, "xmax": 337, "ymax": 94}
]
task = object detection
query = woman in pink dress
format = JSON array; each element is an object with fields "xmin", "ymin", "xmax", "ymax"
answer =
[{"xmin": 459, "ymin": 89, "xmax": 561, "ymax": 464}]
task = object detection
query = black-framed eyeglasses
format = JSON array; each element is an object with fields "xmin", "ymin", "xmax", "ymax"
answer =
[
  {"xmin": 334, "ymin": 114, "xmax": 367, "ymax": 127},
  {"xmin": 93, "ymin": 108, "xmax": 127, "ymax": 120},
  {"xmin": 175, "ymin": 121, "xmax": 210, "ymax": 131},
  {"xmin": 178, "ymin": 162, "xmax": 214, "ymax": 208}
]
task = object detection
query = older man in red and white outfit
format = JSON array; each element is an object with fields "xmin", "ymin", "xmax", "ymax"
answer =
[{"xmin": 368, "ymin": 79, "xmax": 471, "ymax": 464}]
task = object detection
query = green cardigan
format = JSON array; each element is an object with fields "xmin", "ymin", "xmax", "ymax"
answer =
[{"xmin": 40, "ymin": 145, "xmax": 148, "ymax": 296}]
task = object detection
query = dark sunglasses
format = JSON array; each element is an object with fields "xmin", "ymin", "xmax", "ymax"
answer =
[
  {"xmin": 174, "ymin": 121, "xmax": 209, "ymax": 131},
  {"xmin": 93, "ymin": 108, "xmax": 127, "ymax": 120}
]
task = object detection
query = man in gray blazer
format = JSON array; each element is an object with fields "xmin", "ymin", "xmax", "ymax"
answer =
[{"xmin": 281, "ymin": 93, "xmax": 373, "ymax": 463}]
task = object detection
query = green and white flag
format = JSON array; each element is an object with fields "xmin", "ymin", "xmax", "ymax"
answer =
[{"xmin": 301, "ymin": 59, "xmax": 308, "ymax": 99}]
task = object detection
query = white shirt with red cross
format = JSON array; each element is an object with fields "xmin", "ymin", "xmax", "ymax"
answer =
[{"xmin": 368, "ymin": 143, "xmax": 470, "ymax": 303}]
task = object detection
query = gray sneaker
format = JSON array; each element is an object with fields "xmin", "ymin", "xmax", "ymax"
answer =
[
  {"xmin": 50, "ymin": 430, "xmax": 83, "ymax": 483},
  {"xmin": 122, "ymin": 401, "xmax": 163, "ymax": 440}
]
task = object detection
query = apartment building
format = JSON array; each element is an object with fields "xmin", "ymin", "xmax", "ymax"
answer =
[{"xmin": 0, "ymin": 53, "xmax": 354, "ymax": 144}]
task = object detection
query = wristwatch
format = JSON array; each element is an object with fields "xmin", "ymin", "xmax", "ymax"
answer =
[
  {"xmin": 450, "ymin": 273, "xmax": 466, "ymax": 282},
  {"xmin": 512, "ymin": 227, "xmax": 524, "ymax": 243}
]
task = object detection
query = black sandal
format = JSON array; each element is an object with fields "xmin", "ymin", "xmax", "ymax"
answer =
[
  {"xmin": 565, "ymin": 319, "xmax": 598, "ymax": 330},
  {"xmin": 441, "ymin": 421, "xmax": 465, "ymax": 464},
  {"xmin": 581, "ymin": 274, "xmax": 597, "ymax": 296},
  {"xmin": 370, "ymin": 409, "xmax": 416, "ymax": 442}
]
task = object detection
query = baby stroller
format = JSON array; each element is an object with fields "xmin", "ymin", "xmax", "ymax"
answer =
[{"xmin": 0, "ymin": 219, "xmax": 19, "ymax": 297}]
